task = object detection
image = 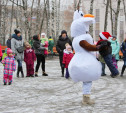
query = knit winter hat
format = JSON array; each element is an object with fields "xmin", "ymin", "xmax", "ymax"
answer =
[
  {"xmin": 14, "ymin": 29, "xmax": 20, "ymax": 35},
  {"xmin": 33, "ymin": 35, "xmax": 39, "ymax": 41},
  {"xmin": 66, "ymin": 45, "xmax": 72, "ymax": 50},
  {"xmin": 7, "ymin": 48, "xmax": 13, "ymax": 55},
  {"xmin": 61, "ymin": 30, "xmax": 67, "ymax": 35},
  {"xmin": 41, "ymin": 33, "xmax": 46, "ymax": 36},
  {"xmin": 112, "ymin": 35, "xmax": 117, "ymax": 39},
  {"xmin": 99, "ymin": 32, "xmax": 112, "ymax": 40}
]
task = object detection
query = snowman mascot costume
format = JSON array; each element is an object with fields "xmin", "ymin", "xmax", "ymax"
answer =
[{"xmin": 68, "ymin": 11, "xmax": 102, "ymax": 105}]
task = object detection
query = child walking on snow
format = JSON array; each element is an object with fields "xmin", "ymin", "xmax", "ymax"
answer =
[
  {"xmin": 2, "ymin": 48, "xmax": 16, "ymax": 85},
  {"xmin": 97, "ymin": 32, "xmax": 119, "ymax": 78},
  {"xmin": 24, "ymin": 42, "xmax": 36, "ymax": 77},
  {"xmin": 62, "ymin": 43, "xmax": 73, "ymax": 79}
]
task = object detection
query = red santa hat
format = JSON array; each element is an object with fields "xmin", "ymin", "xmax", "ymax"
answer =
[{"xmin": 99, "ymin": 32, "xmax": 112, "ymax": 40}]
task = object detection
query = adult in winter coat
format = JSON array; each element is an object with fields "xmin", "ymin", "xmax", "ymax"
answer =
[
  {"xmin": 6, "ymin": 37, "xmax": 12, "ymax": 49},
  {"xmin": 120, "ymin": 38, "xmax": 126, "ymax": 76},
  {"xmin": 110, "ymin": 36, "xmax": 120, "ymax": 62},
  {"xmin": 11, "ymin": 29, "xmax": 24, "ymax": 78},
  {"xmin": 56, "ymin": 30, "xmax": 72, "ymax": 77},
  {"xmin": 33, "ymin": 35, "xmax": 48, "ymax": 77}
]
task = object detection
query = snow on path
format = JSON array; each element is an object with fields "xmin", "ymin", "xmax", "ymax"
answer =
[{"xmin": 0, "ymin": 57, "xmax": 126, "ymax": 113}]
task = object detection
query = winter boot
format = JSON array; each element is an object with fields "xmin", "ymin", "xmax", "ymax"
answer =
[
  {"xmin": 8, "ymin": 82, "xmax": 11, "ymax": 85},
  {"xmin": 43, "ymin": 72, "xmax": 48, "ymax": 76},
  {"xmin": 20, "ymin": 67, "xmax": 24, "ymax": 78},
  {"xmin": 17, "ymin": 67, "xmax": 20, "ymax": 78},
  {"xmin": 82, "ymin": 95, "xmax": 95, "ymax": 105},
  {"xmin": 61, "ymin": 67, "xmax": 64, "ymax": 77},
  {"xmin": 30, "ymin": 75, "xmax": 34, "ymax": 77},
  {"xmin": 120, "ymin": 65, "xmax": 125, "ymax": 77},
  {"xmin": 35, "ymin": 72, "xmax": 38, "ymax": 77},
  {"xmin": 4, "ymin": 82, "xmax": 7, "ymax": 85}
]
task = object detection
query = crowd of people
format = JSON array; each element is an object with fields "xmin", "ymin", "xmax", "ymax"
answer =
[{"xmin": 0, "ymin": 10, "xmax": 126, "ymax": 105}]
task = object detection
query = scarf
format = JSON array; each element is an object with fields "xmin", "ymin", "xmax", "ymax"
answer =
[
  {"xmin": 26, "ymin": 48, "xmax": 33, "ymax": 53},
  {"xmin": 12, "ymin": 34, "xmax": 22, "ymax": 41}
]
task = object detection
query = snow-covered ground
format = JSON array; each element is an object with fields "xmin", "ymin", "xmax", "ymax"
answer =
[{"xmin": 0, "ymin": 57, "xmax": 126, "ymax": 113}]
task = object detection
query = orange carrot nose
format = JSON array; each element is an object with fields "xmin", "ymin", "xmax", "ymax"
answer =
[{"xmin": 84, "ymin": 14, "xmax": 95, "ymax": 18}]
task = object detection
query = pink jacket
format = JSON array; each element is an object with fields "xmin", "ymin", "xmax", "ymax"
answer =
[
  {"xmin": 44, "ymin": 41, "xmax": 48, "ymax": 55},
  {"xmin": 2, "ymin": 56, "xmax": 16, "ymax": 75},
  {"xmin": 62, "ymin": 50, "xmax": 74, "ymax": 68},
  {"xmin": 24, "ymin": 48, "xmax": 36, "ymax": 64},
  {"xmin": 0, "ymin": 44, "xmax": 2, "ymax": 58}
]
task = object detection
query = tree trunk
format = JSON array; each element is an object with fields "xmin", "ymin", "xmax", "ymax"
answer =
[
  {"xmin": 51, "ymin": 0, "xmax": 56, "ymax": 43},
  {"xmin": 9, "ymin": 0, "xmax": 14, "ymax": 37},
  {"xmin": 110, "ymin": 0, "xmax": 114, "ymax": 34},
  {"xmin": 104, "ymin": 0, "xmax": 109, "ymax": 32},
  {"xmin": 114, "ymin": 0, "xmax": 121, "ymax": 35},
  {"xmin": 89, "ymin": 0, "xmax": 94, "ymax": 37}
]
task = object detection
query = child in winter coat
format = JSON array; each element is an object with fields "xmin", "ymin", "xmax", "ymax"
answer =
[
  {"xmin": 0, "ymin": 44, "xmax": 2, "ymax": 61},
  {"xmin": 24, "ymin": 42, "xmax": 36, "ymax": 77},
  {"xmin": 2, "ymin": 48, "xmax": 16, "ymax": 85},
  {"xmin": 41, "ymin": 33, "xmax": 49, "ymax": 55},
  {"xmin": 97, "ymin": 32, "xmax": 119, "ymax": 78},
  {"xmin": 62, "ymin": 43, "xmax": 74, "ymax": 79}
]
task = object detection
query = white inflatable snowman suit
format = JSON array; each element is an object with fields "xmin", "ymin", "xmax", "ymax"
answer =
[{"xmin": 68, "ymin": 12, "xmax": 102, "ymax": 83}]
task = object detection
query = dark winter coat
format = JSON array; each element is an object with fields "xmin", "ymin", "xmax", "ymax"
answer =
[
  {"xmin": 56, "ymin": 35, "xmax": 72, "ymax": 56},
  {"xmin": 97, "ymin": 40, "xmax": 112, "ymax": 57},
  {"xmin": 6, "ymin": 39, "xmax": 11, "ymax": 49},
  {"xmin": 121, "ymin": 41, "xmax": 126, "ymax": 61},
  {"xmin": 33, "ymin": 38, "xmax": 45, "ymax": 55}
]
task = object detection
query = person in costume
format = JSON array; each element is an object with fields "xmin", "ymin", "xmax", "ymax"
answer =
[
  {"xmin": 97, "ymin": 32, "xmax": 119, "ymax": 78},
  {"xmin": 69, "ymin": 10, "xmax": 102, "ymax": 105}
]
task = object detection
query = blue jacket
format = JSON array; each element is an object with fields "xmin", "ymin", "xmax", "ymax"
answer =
[
  {"xmin": 110, "ymin": 39, "xmax": 120, "ymax": 60},
  {"xmin": 121, "ymin": 41, "xmax": 126, "ymax": 61}
]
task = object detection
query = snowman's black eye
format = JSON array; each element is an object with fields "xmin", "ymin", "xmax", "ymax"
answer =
[{"xmin": 81, "ymin": 14, "xmax": 83, "ymax": 16}]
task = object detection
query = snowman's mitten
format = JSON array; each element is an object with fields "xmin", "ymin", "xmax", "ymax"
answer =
[{"xmin": 79, "ymin": 40, "xmax": 98, "ymax": 51}]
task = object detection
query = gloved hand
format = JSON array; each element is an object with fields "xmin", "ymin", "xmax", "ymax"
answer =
[
  {"xmin": 96, "ymin": 45, "xmax": 102, "ymax": 50},
  {"xmin": 62, "ymin": 64, "xmax": 65, "ymax": 68}
]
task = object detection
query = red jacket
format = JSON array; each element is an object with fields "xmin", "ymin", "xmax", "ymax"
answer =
[
  {"xmin": 62, "ymin": 50, "xmax": 74, "ymax": 68},
  {"xmin": 0, "ymin": 44, "xmax": 2, "ymax": 57},
  {"xmin": 24, "ymin": 48, "xmax": 36, "ymax": 64}
]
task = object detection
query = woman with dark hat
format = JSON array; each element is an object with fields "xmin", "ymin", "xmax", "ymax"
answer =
[
  {"xmin": 11, "ymin": 29, "xmax": 24, "ymax": 78},
  {"xmin": 56, "ymin": 30, "xmax": 72, "ymax": 77},
  {"xmin": 33, "ymin": 34, "xmax": 48, "ymax": 77}
]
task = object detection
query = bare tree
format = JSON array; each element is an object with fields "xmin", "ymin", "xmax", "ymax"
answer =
[
  {"xmin": 114, "ymin": 0, "xmax": 121, "ymax": 35},
  {"xmin": 89, "ymin": 0, "xmax": 94, "ymax": 37},
  {"xmin": 104, "ymin": 0, "xmax": 109, "ymax": 32},
  {"xmin": 9, "ymin": 0, "xmax": 14, "ymax": 37}
]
